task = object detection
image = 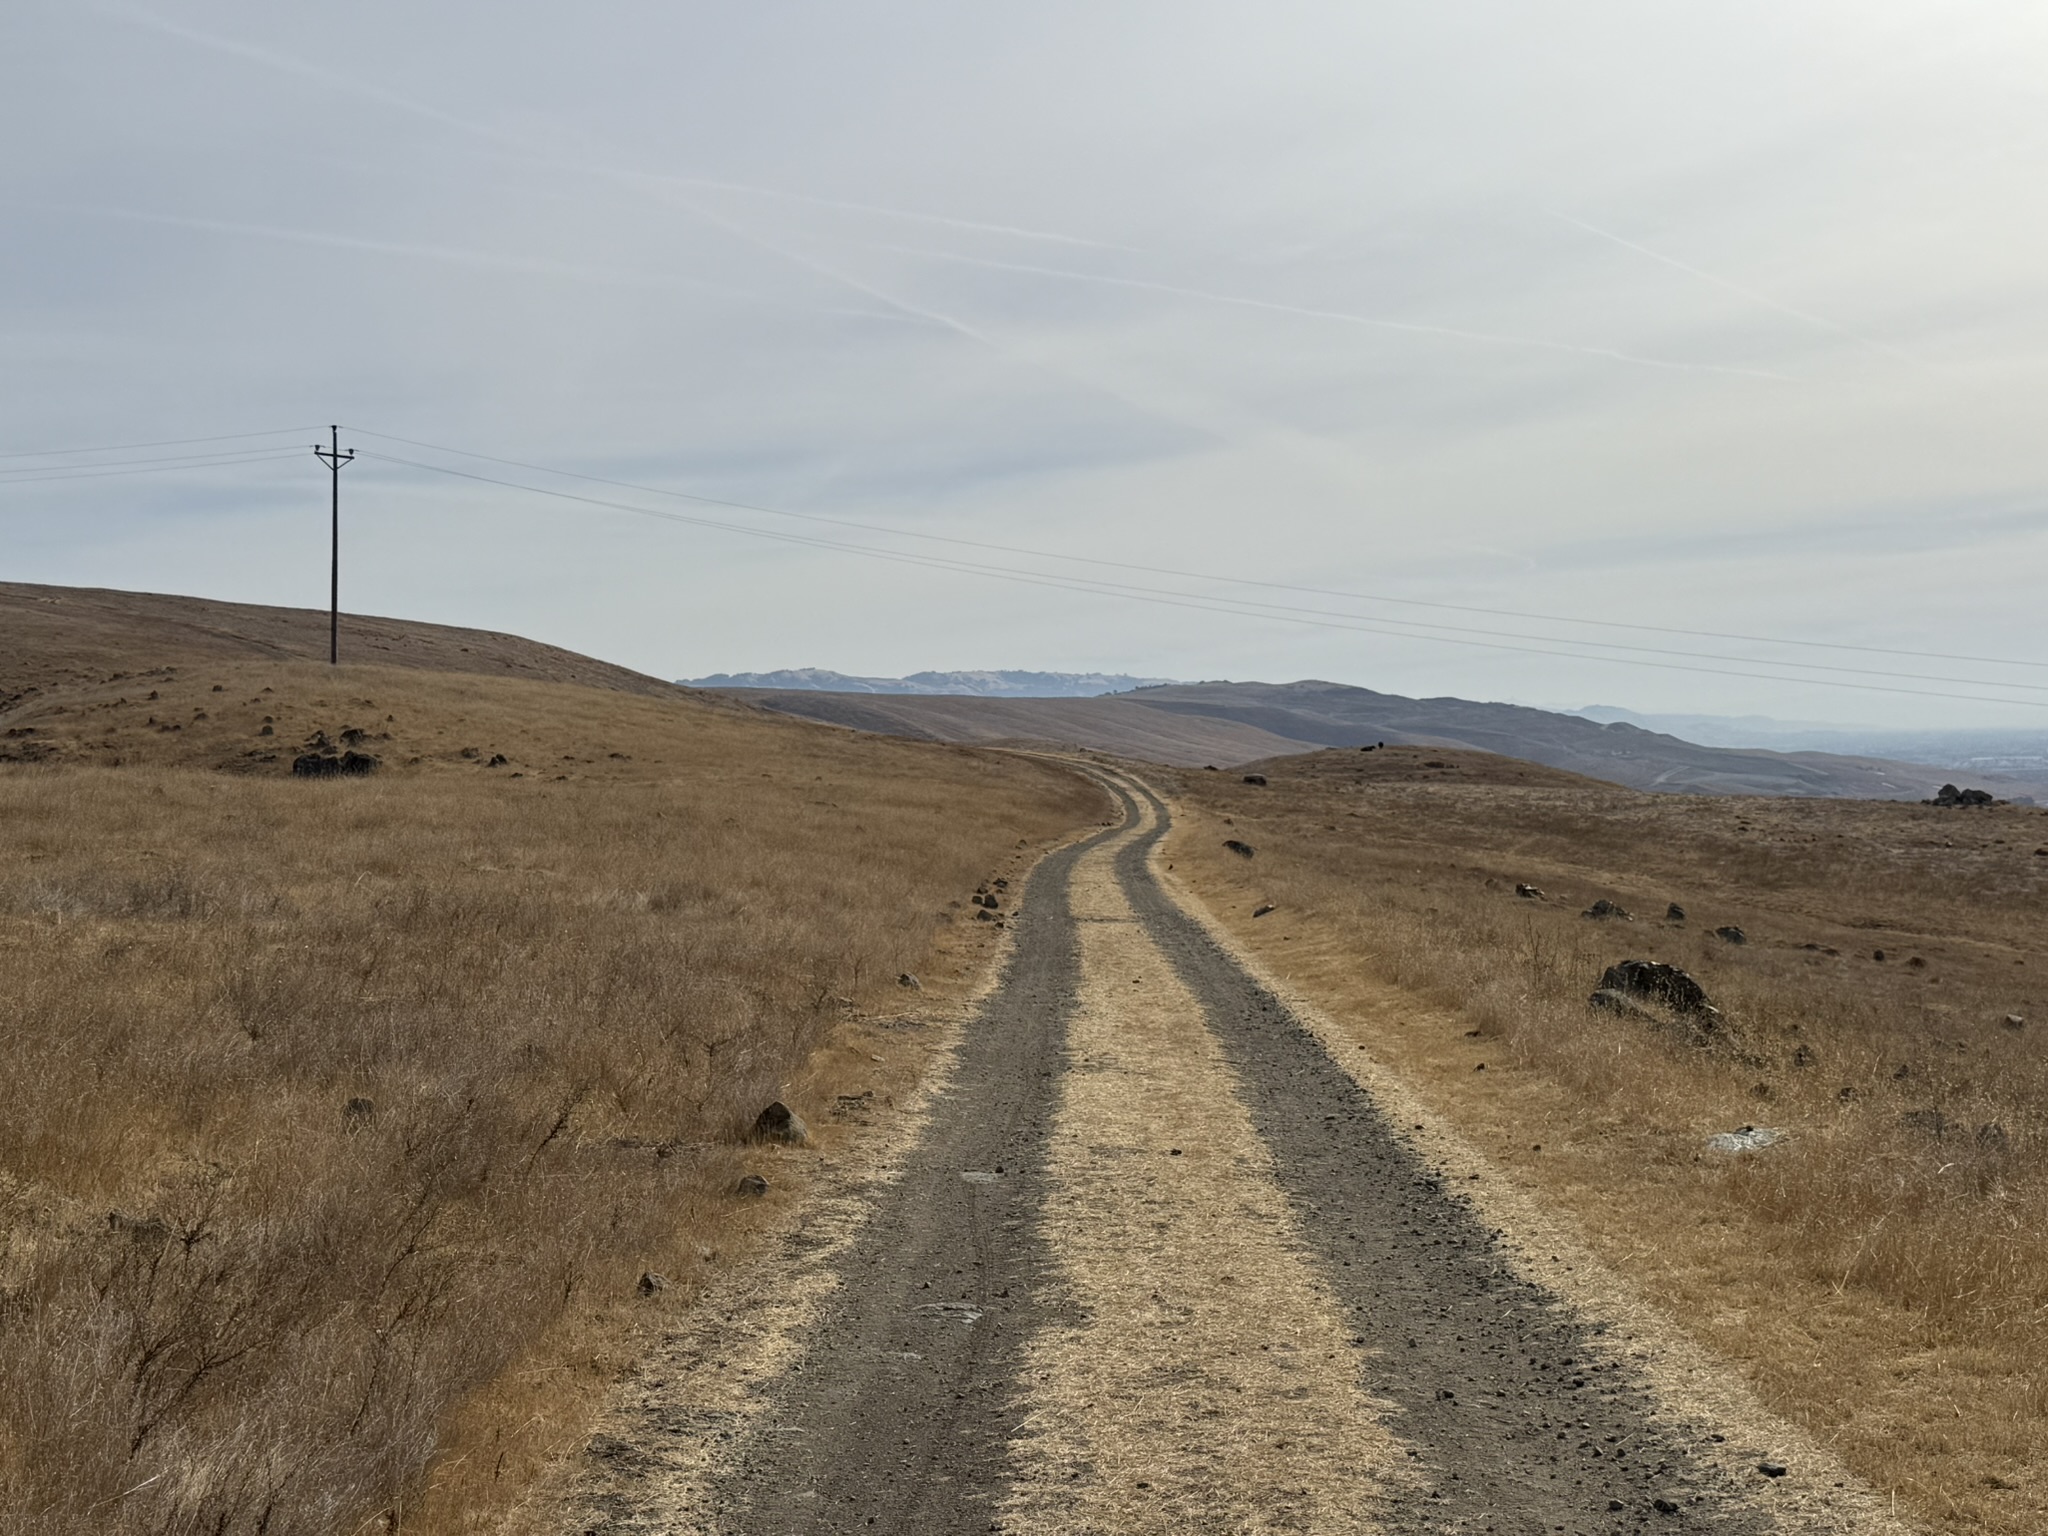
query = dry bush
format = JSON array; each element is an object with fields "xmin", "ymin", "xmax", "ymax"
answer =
[
  {"xmin": 1167, "ymin": 747, "xmax": 2048, "ymax": 1528},
  {"xmin": 0, "ymin": 662, "xmax": 1097, "ymax": 1535}
]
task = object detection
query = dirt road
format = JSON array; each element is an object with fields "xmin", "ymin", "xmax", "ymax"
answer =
[{"xmin": 566, "ymin": 770, "xmax": 1898, "ymax": 1535}]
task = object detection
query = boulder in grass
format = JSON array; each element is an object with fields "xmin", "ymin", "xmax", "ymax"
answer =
[
  {"xmin": 1582, "ymin": 898, "xmax": 1630, "ymax": 920},
  {"xmin": 1242, "ymin": 774, "xmax": 1268, "ymax": 786},
  {"xmin": 1515, "ymin": 883, "xmax": 1543, "ymax": 899},
  {"xmin": 1596, "ymin": 960, "xmax": 1719, "ymax": 1019},
  {"xmin": 750, "ymin": 1101, "xmax": 810, "ymax": 1145},
  {"xmin": 1223, "ymin": 839, "xmax": 1256, "ymax": 859}
]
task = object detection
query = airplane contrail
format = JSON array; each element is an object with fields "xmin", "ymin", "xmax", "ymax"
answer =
[
  {"xmin": 84, "ymin": 1, "xmax": 1127, "ymax": 254},
  {"xmin": 46, "ymin": 202, "xmax": 918, "ymax": 322},
  {"xmin": 868, "ymin": 243, "xmax": 1803, "ymax": 382},
  {"xmin": 1551, "ymin": 211, "xmax": 1915, "ymax": 363}
]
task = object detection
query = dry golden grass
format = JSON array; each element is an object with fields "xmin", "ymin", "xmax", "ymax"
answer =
[
  {"xmin": 0, "ymin": 658, "xmax": 1097, "ymax": 1535},
  {"xmin": 1164, "ymin": 747, "xmax": 2048, "ymax": 1533}
]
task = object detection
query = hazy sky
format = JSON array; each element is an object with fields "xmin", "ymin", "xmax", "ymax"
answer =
[{"xmin": 6, "ymin": 2, "xmax": 2047, "ymax": 724}]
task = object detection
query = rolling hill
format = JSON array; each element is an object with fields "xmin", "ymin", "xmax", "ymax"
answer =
[{"xmin": 723, "ymin": 677, "xmax": 2047, "ymax": 801}]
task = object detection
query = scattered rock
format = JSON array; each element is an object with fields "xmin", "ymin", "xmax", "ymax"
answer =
[
  {"xmin": 292, "ymin": 748, "xmax": 378, "ymax": 778},
  {"xmin": 1666, "ymin": 903, "xmax": 1686, "ymax": 922},
  {"xmin": 1595, "ymin": 960, "xmax": 1720, "ymax": 1019},
  {"xmin": 486, "ymin": 753, "xmax": 508, "ymax": 767},
  {"xmin": 992, "ymin": 878, "xmax": 1008, "ymax": 889},
  {"xmin": 1223, "ymin": 839, "xmax": 1256, "ymax": 859},
  {"xmin": 1758, "ymin": 1462, "xmax": 1788, "ymax": 1478},
  {"xmin": 637, "ymin": 1271, "xmax": 667, "ymax": 1296},
  {"xmin": 1252, "ymin": 903, "xmax": 1277, "ymax": 918},
  {"xmin": 1714, "ymin": 925, "xmax": 1747, "ymax": 945},
  {"xmin": 897, "ymin": 972, "xmax": 921, "ymax": 990},
  {"xmin": 2004, "ymin": 1014, "xmax": 2026, "ymax": 1030},
  {"xmin": 257, "ymin": 724, "xmax": 273, "ymax": 736},
  {"xmin": 1906, "ymin": 955, "xmax": 1926, "ymax": 969},
  {"xmin": 1873, "ymin": 949, "xmax": 1887, "ymax": 962},
  {"xmin": 1582, "ymin": 899, "xmax": 1631, "ymax": 920},
  {"xmin": 735, "ymin": 1173, "xmax": 770, "ymax": 1197},
  {"xmin": 1705, "ymin": 1125, "xmax": 1783, "ymax": 1153},
  {"xmin": 1515, "ymin": 883, "xmax": 1543, "ymax": 899},
  {"xmin": 1242, "ymin": 774, "xmax": 1268, "ymax": 786},
  {"xmin": 1654, "ymin": 1497, "xmax": 1681, "ymax": 1514},
  {"xmin": 975, "ymin": 907, "xmax": 994, "ymax": 922},
  {"xmin": 342, "ymin": 1095, "xmax": 376, "ymax": 1130},
  {"xmin": 750, "ymin": 1101, "xmax": 810, "ymax": 1145},
  {"xmin": 1927, "ymin": 783, "xmax": 1999, "ymax": 807}
]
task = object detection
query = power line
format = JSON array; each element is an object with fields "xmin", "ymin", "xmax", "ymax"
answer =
[
  {"xmin": 344, "ymin": 426, "xmax": 2048, "ymax": 675},
  {"xmin": 0, "ymin": 445, "xmax": 315, "ymax": 478},
  {"xmin": 0, "ymin": 427, "xmax": 318, "ymax": 460},
  {"xmin": 353, "ymin": 449, "xmax": 2048, "ymax": 710},
  {"xmin": 0, "ymin": 450, "xmax": 307, "ymax": 485}
]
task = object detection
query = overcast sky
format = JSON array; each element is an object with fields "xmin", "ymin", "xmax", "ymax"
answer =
[{"xmin": 6, "ymin": 2, "xmax": 2047, "ymax": 724}]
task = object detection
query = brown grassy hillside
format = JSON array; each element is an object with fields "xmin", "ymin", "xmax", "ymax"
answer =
[
  {"xmin": 0, "ymin": 593, "xmax": 1102, "ymax": 1536},
  {"xmin": 1166, "ymin": 746, "xmax": 2048, "ymax": 1532},
  {"xmin": 0, "ymin": 581, "xmax": 683, "ymax": 707}
]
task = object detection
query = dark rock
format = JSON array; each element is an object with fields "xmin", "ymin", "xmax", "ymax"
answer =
[
  {"xmin": 486, "ymin": 753, "xmax": 508, "ymax": 767},
  {"xmin": 1873, "ymin": 949, "xmax": 1887, "ymax": 962},
  {"xmin": 975, "ymin": 907, "xmax": 993, "ymax": 922},
  {"xmin": 992, "ymin": 878, "xmax": 1008, "ymax": 889},
  {"xmin": 1242, "ymin": 774, "xmax": 1267, "ymax": 786},
  {"xmin": 342, "ymin": 1095, "xmax": 376, "ymax": 1129},
  {"xmin": 897, "ymin": 971, "xmax": 921, "ymax": 989},
  {"xmin": 1714, "ymin": 925, "xmax": 1747, "ymax": 944},
  {"xmin": 1252, "ymin": 903, "xmax": 1277, "ymax": 918},
  {"xmin": 1666, "ymin": 903, "xmax": 1686, "ymax": 922},
  {"xmin": 291, "ymin": 749, "xmax": 378, "ymax": 778},
  {"xmin": 1582, "ymin": 899, "xmax": 1630, "ymax": 920},
  {"xmin": 751, "ymin": 1101, "xmax": 810, "ymax": 1144},
  {"xmin": 1515, "ymin": 883, "xmax": 1543, "ymax": 899},
  {"xmin": 1654, "ymin": 1497, "xmax": 1680, "ymax": 1514},
  {"xmin": 637, "ymin": 1271, "xmax": 667, "ymax": 1296},
  {"xmin": 1758, "ymin": 1462, "xmax": 1787, "ymax": 1478},
  {"xmin": 1595, "ymin": 960, "xmax": 1719, "ymax": 1019},
  {"xmin": 735, "ymin": 1173, "xmax": 770, "ymax": 1196},
  {"xmin": 258, "ymin": 724, "xmax": 273, "ymax": 736},
  {"xmin": 1928, "ymin": 783, "xmax": 1998, "ymax": 807},
  {"xmin": 1223, "ymin": 839, "xmax": 1256, "ymax": 859}
]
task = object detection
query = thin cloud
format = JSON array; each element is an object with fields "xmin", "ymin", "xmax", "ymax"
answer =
[
  {"xmin": 871, "ymin": 242, "xmax": 1803, "ymax": 382},
  {"xmin": 1552, "ymin": 211, "xmax": 1916, "ymax": 363},
  {"xmin": 43, "ymin": 202, "xmax": 918, "ymax": 322},
  {"xmin": 87, "ymin": 1, "xmax": 1124, "ymax": 256}
]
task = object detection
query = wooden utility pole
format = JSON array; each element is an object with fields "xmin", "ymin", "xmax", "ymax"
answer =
[{"xmin": 313, "ymin": 425, "xmax": 354, "ymax": 664}]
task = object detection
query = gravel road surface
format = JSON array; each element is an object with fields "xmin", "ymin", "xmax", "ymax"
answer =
[{"xmin": 565, "ymin": 769, "xmax": 1892, "ymax": 1535}]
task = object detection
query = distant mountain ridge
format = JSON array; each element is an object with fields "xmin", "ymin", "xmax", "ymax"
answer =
[
  {"xmin": 709, "ymin": 676, "xmax": 2048, "ymax": 802},
  {"xmin": 681, "ymin": 667, "xmax": 1175, "ymax": 698}
]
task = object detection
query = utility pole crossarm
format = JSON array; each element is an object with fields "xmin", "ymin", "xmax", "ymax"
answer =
[{"xmin": 312, "ymin": 424, "xmax": 354, "ymax": 665}]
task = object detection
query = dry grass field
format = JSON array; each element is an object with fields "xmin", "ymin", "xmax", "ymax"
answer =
[
  {"xmin": 1164, "ymin": 746, "xmax": 2048, "ymax": 1533},
  {"xmin": 0, "ymin": 644, "xmax": 1099, "ymax": 1535}
]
